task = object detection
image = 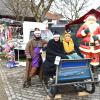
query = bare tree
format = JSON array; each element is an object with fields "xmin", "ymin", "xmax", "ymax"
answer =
[
  {"xmin": 28, "ymin": 0, "xmax": 54, "ymax": 22},
  {"xmin": 1, "ymin": 0, "xmax": 30, "ymax": 21},
  {"xmin": 53, "ymin": 0, "xmax": 89, "ymax": 21},
  {"xmin": 1, "ymin": 0, "xmax": 54, "ymax": 22}
]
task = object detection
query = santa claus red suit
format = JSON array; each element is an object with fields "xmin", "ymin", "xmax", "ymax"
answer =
[{"xmin": 76, "ymin": 14, "xmax": 100, "ymax": 66}]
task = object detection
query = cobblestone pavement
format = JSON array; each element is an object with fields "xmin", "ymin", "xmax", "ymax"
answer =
[
  {"xmin": 0, "ymin": 60, "xmax": 100, "ymax": 100},
  {"xmin": 0, "ymin": 74, "xmax": 8, "ymax": 100}
]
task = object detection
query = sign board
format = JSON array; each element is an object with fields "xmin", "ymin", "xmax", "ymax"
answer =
[{"xmin": 54, "ymin": 56, "xmax": 61, "ymax": 65}]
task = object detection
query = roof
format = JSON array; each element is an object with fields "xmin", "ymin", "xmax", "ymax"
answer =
[
  {"xmin": 0, "ymin": 12, "xmax": 63, "ymax": 22},
  {"xmin": 0, "ymin": 15, "xmax": 36, "ymax": 22},
  {"xmin": 65, "ymin": 9, "xmax": 100, "ymax": 30},
  {"xmin": 46, "ymin": 12, "xmax": 63, "ymax": 20}
]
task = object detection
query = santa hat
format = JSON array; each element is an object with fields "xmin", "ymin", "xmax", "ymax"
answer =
[
  {"xmin": 53, "ymin": 31, "xmax": 60, "ymax": 37},
  {"xmin": 84, "ymin": 14, "xmax": 96, "ymax": 22}
]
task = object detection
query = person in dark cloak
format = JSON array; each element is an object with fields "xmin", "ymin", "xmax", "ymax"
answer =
[{"xmin": 43, "ymin": 31, "xmax": 68, "ymax": 82}]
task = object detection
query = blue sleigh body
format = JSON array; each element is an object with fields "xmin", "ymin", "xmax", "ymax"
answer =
[
  {"xmin": 57, "ymin": 59, "xmax": 92, "ymax": 83},
  {"xmin": 42, "ymin": 58, "xmax": 97, "ymax": 98}
]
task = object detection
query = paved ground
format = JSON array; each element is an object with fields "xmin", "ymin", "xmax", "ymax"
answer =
[
  {"xmin": 0, "ymin": 60, "xmax": 100, "ymax": 100},
  {"xmin": 0, "ymin": 75, "xmax": 8, "ymax": 100}
]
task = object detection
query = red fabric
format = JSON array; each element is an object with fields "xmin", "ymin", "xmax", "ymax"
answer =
[
  {"xmin": 81, "ymin": 51, "xmax": 100, "ymax": 65},
  {"xmin": 76, "ymin": 24, "xmax": 100, "ymax": 52},
  {"xmin": 76, "ymin": 25, "xmax": 100, "ymax": 42},
  {"xmin": 7, "ymin": 28, "xmax": 12, "ymax": 39}
]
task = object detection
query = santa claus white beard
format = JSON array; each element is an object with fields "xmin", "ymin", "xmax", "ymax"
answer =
[
  {"xmin": 88, "ymin": 23, "xmax": 99, "ymax": 43},
  {"xmin": 89, "ymin": 23, "xmax": 99, "ymax": 33}
]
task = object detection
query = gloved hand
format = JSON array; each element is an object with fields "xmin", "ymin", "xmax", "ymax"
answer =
[
  {"xmin": 26, "ymin": 55, "xmax": 32, "ymax": 61},
  {"xmin": 27, "ymin": 57, "xmax": 32, "ymax": 61},
  {"xmin": 66, "ymin": 55, "xmax": 69, "ymax": 59},
  {"xmin": 84, "ymin": 28, "xmax": 90, "ymax": 34},
  {"xmin": 42, "ymin": 47, "xmax": 47, "ymax": 51},
  {"xmin": 92, "ymin": 36, "xmax": 98, "ymax": 41}
]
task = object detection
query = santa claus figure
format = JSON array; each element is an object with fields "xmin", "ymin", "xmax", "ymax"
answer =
[{"xmin": 76, "ymin": 14, "xmax": 100, "ymax": 66}]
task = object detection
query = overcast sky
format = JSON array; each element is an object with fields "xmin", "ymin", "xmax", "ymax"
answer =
[
  {"xmin": 77, "ymin": 0, "xmax": 100, "ymax": 16},
  {"xmin": 50, "ymin": 0, "xmax": 100, "ymax": 18},
  {"xmin": 88, "ymin": 0, "xmax": 100, "ymax": 9}
]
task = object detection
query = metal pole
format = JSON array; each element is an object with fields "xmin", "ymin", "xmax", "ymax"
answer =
[
  {"xmin": 18, "ymin": 43, "xmax": 19, "ymax": 63},
  {"xmin": 17, "ymin": 39, "xmax": 19, "ymax": 65}
]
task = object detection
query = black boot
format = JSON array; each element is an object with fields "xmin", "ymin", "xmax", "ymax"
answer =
[{"xmin": 23, "ymin": 78, "xmax": 31, "ymax": 88}]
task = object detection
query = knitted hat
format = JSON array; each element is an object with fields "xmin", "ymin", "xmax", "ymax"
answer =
[{"xmin": 53, "ymin": 31, "xmax": 60, "ymax": 37}]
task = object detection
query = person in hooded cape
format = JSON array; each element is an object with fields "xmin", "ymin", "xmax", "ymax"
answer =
[{"xmin": 23, "ymin": 29, "xmax": 47, "ymax": 88}]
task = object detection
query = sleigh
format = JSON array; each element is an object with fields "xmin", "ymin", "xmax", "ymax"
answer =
[{"xmin": 40, "ymin": 58, "xmax": 99, "ymax": 99}]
